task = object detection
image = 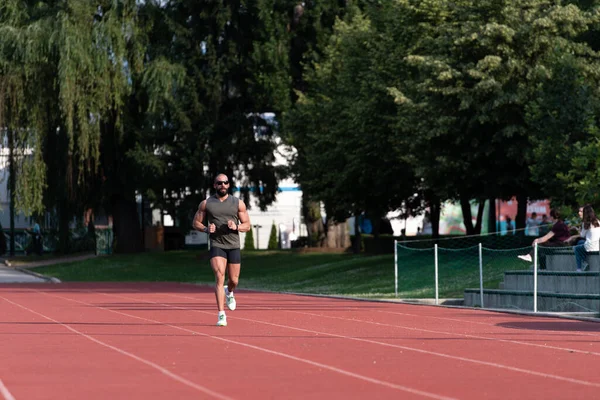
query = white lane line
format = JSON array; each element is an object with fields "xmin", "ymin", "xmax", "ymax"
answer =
[
  {"xmin": 0, "ymin": 379, "xmax": 16, "ymax": 400},
  {"xmin": 159, "ymin": 292, "xmax": 600, "ymax": 388},
  {"xmin": 37, "ymin": 290, "xmax": 457, "ymax": 400},
  {"xmin": 282, "ymin": 309, "xmax": 600, "ymax": 357},
  {"xmin": 224, "ymin": 303, "xmax": 600, "ymax": 339},
  {"xmin": 372, "ymin": 310, "xmax": 600, "ymax": 340},
  {"xmin": 0, "ymin": 296, "xmax": 233, "ymax": 400}
]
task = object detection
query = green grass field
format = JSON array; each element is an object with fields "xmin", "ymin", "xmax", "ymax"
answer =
[{"xmin": 32, "ymin": 248, "xmax": 531, "ymax": 299}]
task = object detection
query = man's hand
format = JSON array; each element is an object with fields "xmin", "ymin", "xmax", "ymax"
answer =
[
  {"xmin": 227, "ymin": 220, "xmax": 238, "ymax": 231},
  {"xmin": 208, "ymin": 223, "xmax": 216, "ymax": 233}
]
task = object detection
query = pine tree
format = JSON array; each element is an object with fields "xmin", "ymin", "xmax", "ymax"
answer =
[
  {"xmin": 268, "ymin": 221, "xmax": 278, "ymax": 250},
  {"xmin": 244, "ymin": 226, "xmax": 255, "ymax": 250}
]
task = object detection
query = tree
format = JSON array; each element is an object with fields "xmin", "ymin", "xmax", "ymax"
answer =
[
  {"xmin": 244, "ymin": 226, "xmax": 255, "ymax": 250},
  {"xmin": 0, "ymin": 0, "xmax": 146, "ymax": 252},
  {"xmin": 268, "ymin": 221, "xmax": 278, "ymax": 250},
  {"xmin": 527, "ymin": 52, "xmax": 600, "ymax": 208},
  {"xmin": 2, "ymin": 1, "xmax": 297, "ymax": 253},
  {"xmin": 284, "ymin": 0, "xmax": 354, "ymax": 248},
  {"xmin": 133, "ymin": 0, "xmax": 293, "ymax": 231},
  {"xmin": 391, "ymin": 0, "xmax": 596, "ymax": 234},
  {"xmin": 285, "ymin": 5, "xmax": 420, "ymax": 250}
]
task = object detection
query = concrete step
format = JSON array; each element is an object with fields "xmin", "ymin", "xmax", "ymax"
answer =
[
  {"xmin": 464, "ymin": 288, "xmax": 600, "ymax": 312},
  {"xmin": 544, "ymin": 253, "xmax": 600, "ymax": 272},
  {"xmin": 503, "ymin": 271, "xmax": 599, "ymax": 294}
]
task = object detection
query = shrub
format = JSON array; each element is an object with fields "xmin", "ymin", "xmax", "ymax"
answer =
[
  {"xmin": 268, "ymin": 222, "xmax": 278, "ymax": 250},
  {"xmin": 244, "ymin": 226, "xmax": 255, "ymax": 250}
]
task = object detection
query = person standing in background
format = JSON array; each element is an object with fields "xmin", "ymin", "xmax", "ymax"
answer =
[
  {"xmin": 526, "ymin": 212, "xmax": 539, "ymax": 236},
  {"xmin": 505, "ymin": 216, "xmax": 514, "ymax": 235}
]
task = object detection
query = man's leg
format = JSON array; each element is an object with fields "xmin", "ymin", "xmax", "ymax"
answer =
[
  {"xmin": 226, "ymin": 264, "xmax": 241, "ymax": 292},
  {"xmin": 210, "ymin": 251, "xmax": 228, "ymax": 312},
  {"xmin": 225, "ymin": 249, "xmax": 241, "ymax": 310}
]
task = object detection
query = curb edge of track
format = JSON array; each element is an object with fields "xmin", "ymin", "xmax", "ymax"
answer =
[{"xmin": 11, "ymin": 266, "xmax": 61, "ymax": 284}]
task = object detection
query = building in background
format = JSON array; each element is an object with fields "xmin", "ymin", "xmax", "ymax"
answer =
[
  {"xmin": 237, "ymin": 177, "xmax": 305, "ymax": 250},
  {"xmin": 181, "ymin": 141, "xmax": 307, "ymax": 250}
]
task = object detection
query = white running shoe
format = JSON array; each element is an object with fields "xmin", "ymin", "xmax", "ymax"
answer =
[
  {"xmin": 226, "ymin": 288, "xmax": 236, "ymax": 311},
  {"xmin": 216, "ymin": 314, "xmax": 227, "ymax": 327},
  {"xmin": 518, "ymin": 254, "xmax": 532, "ymax": 262}
]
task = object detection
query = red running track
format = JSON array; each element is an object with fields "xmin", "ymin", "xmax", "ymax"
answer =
[{"xmin": 1, "ymin": 282, "xmax": 600, "ymax": 400}]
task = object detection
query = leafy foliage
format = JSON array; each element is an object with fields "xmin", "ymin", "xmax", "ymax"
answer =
[
  {"xmin": 1, "ymin": 1, "xmax": 298, "ymax": 252},
  {"xmin": 4, "ymin": 0, "xmax": 600, "ymax": 253},
  {"xmin": 285, "ymin": 6, "xmax": 418, "ymax": 226}
]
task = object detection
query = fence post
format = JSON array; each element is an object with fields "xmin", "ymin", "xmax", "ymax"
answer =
[
  {"xmin": 534, "ymin": 242, "xmax": 538, "ymax": 313},
  {"xmin": 479, "ymin": 243, "xmax": 484, "ymax": 308},
  {"xmin": 434, "ymin": 243, "xmax": 439, "ymax": 305},
  {"xmin": 394, "ymin": 240, "xmax": 398, "ymax": 298}
]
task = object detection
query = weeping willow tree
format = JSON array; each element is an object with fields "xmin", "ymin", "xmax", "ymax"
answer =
[
  {"xmin": 0, "ymin": 0, "xmax": 149, "ymax": 253},
  {"xmin": 2, "ymin": 0, "xmax": 306, "ymax": 254},
  {"xmin": 0, "ymin": 2, "xmax": 49, "ymax": 253}
]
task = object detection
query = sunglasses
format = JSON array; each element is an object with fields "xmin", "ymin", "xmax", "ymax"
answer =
[{"xmin": 215, "ymin": 180, "xmax": 229, "ymax": 186}]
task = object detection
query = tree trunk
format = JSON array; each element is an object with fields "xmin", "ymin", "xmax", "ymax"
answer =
[
  {"xmin": 370, "ymin": 214, "xmax": 380, "ymax": 239},
  {"xmin": 98, "ymin": 106, "xmax": 143, "ymax": 254},
  {"xmin": 488, "ymin": 197, "xmax": 497, "ymax": 234},
  {"xmin": 326, "ymin": 219, "xmax": 351, "ymax": 249},
  {"xmin": 474, "ymin": 200, "xmax": 485, "ymax": 234},
  {"xmin": 111, "ymin": 194, "xmax": 143, "ymax": 253},
  {"xmin": 58, "ymin": 198, "xmax": 71, "ymax": 254},
  {"xmin": 352, "ymin": 214, "xmax": 362, "ymax": 254},
  {"xmin": 302, "ymin": 198, "xmax": 325, "ymax": 247},
  {"xmin": 460, "ymin": 197, "xmax": 475, "ymax": 235},
  {"xmin": 8, "ymin": 128, "xmax": 15, "ymax": 256},
  {"xmin": 430, "ymin": 198, "xmax": 441, "ymax": 239},
  {"xmin": 516, "ymin": 195, "xmax": 528, "ymax": 235}
]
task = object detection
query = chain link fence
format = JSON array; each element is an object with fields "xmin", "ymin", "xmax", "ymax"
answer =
[{"xmin": 394, "ymin": 229, "xmax": 599, "ymax": 314}]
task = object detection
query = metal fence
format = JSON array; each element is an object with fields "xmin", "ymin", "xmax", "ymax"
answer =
[
  {"xmin": 394, "ymin": 240, "xmax": 600, "ymax": 314},
  {"xmin": 2, "ymin": 227, "xmax": 113, "ymax": 256}
]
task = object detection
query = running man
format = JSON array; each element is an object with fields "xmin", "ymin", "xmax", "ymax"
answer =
[{"xmin": 193, "ymin": 174, "xmax": 251, "ymax": 326}]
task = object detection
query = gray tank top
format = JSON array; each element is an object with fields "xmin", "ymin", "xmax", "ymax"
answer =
[{"xmin": 205, "ymin": 195, "xmax": 241, "ymax": 249}]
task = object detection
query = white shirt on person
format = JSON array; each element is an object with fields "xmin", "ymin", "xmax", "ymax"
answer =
[{"xmin": 580, "ymin": 220, "xmax": 600, "ymax": 252}]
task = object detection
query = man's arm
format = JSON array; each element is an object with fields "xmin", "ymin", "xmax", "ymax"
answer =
[
  {"xmin": 227, "ymin": 200, "xmax": 251, "ymax": 233},
  {"xmin": 236, "ymin": 200, "xmax": 251, "ymax": 232},
  {"xmin": 193, "ymin": 201, "xmax": 208, "ymax": 233}
]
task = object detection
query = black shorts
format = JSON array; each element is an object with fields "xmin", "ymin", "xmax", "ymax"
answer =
[{"xmin": 210, "ymin": 247, "xmax": 241, "ymax": 264}]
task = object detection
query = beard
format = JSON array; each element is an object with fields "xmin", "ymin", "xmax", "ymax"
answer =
[{"xmin": 216, "ymin": 188, "xmax": 228, "ymax": 198}]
